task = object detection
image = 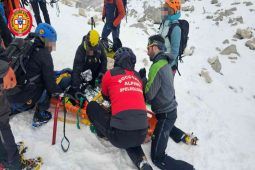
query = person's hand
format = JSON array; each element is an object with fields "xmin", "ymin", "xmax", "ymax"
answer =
[
  {"xmin": 3, "ymin": 67, "xmax": 17, "ymax": 90},
  {"xmin": 97, "ymin": 72, "xmax": 104, "ymax": 81},
  {"xmin": 112, "ymin": 25, "xmax": 117, "ymax": 30},
  {"xmin": 102, "ymin": 16, "xmax": 106, "ymax": 23},
  {"xmin": 139, "ymin": 68, "xmax": 146, "ymax": 79}
]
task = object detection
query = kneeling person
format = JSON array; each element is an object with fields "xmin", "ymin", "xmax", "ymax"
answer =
[
  {"xmin": 87, "ymin": 47, "xmax": 152, "ymax": 170},
  {"xmin": 7, "ymin": 23, "xmax": 63, "ymax": 127}
]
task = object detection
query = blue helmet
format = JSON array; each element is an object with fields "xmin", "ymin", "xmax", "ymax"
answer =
[{"xmin": 35, "ymin": 23, "xmax": 57, "ymax": 42}]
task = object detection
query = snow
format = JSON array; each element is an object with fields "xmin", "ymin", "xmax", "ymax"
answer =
[{"xmin": 9, "ymin": 0, "xmax": 255, "ymax": 170}]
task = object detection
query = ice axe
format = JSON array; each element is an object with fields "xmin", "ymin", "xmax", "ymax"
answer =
[
  {"xmin": 90, "ymin": 17, "xmax": 95, "ymax": 30},
  {"xmin": 52, "ymin": 93, "xmax": 63, "ymax": 145}
]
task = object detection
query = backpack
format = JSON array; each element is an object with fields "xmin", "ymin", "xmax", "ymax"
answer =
[
  {"xmin": 114, "ymin": 0, "xmax": 127, "ymax": 9},
  {"xmin": 3, "ymin": 33, "xmax": 40, "ymax": 95},
  {"xmin": 114, "ymin": 0, "xmax": 128, "ymax": 22},
  {"xmin": 168, "ymin": 19, "xmax": 189, "ymax": 62}
]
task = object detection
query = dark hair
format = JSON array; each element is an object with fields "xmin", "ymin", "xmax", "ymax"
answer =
[{"xmin": 148, "ymin": 34, "xmax": 166, "ymax": 51}]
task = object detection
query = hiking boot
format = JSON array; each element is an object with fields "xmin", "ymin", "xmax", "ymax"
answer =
[
  {"xmin": 181, "ymin": 133, "xmax": 198, "ymax": 145},
  {"xmin": 32, "ymin": 110, "xmax": 52, "ymax": 127},
  {"xmin": 138, "ymin": 160, "xmax": 153, "ymax": 170}
]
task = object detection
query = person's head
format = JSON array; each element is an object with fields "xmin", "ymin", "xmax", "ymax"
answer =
[
  {"xmin": 161, "ymin": 0, "xmax": 181, "ymax": 21},
  {"xmin": 147, "ymin": 34, "xmax": 166, "ymax": 60},
  {"xmin": 84, "ymin": 29, "xmax": 100, "ymax": 56},
  {"xmin": 35, "ymin": 23, "xmax": 57, "ymax": 52},
  {"xmin": 114, "ymin": 47, "xmax": 136, "ymax": 70}
]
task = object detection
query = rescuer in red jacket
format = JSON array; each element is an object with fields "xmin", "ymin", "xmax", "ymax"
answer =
[{"xmin": 87, "ymin": 47, "xmax": 153, "ymax": 170}]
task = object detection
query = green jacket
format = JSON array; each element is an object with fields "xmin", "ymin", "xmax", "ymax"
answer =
[{"xmin": 145, "ymin": 52, "xmax": 177, "ymax": 114}]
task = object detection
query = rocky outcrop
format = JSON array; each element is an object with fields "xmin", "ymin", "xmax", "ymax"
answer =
[
  {"xmin": 235, "ymin": 28, "xmax": 253, "ymax": 39},
  {"xmin": 211, "ymin": 0, "xmax": 218, "ymax": 4},
  {"xmin": 199, "ymin": 69, "xmax": 212, "ymax": 83},
  {"xmin": 208, "ymin": 56, "xmax": 222, "ymax": 73},
  {"xmin": 220, "ymin": 44, "xmax": 240, "ymax": 56},
  {"xmin": 245, "ymin": 38, "xmax": 255, "ymax": 50}
]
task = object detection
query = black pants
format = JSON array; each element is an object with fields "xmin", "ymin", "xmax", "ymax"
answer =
[
  {"xmin": 0, "ymin": 86, "xmax": 20, "ymax": 169},
  {"xmin": 151, "ymin": 109, "xmax": 193, "ymax": 170},
  {"xmin": 30, "ymin": 0, "xmax": 51, "ymax": 25},
  {"xmin": 87, "ymin": 101, "xmax": 147, "ymax": 168},
  {"xmin": 0, "ymin": 14, "xmax": 13, "ymax": 47}
]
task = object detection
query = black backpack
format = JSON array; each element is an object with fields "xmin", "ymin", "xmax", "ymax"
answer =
[
  {"xmin": 3, "ymin": 33, "xmax": 40, "ymax": 95},
  {"xmin": 168, "ymin": 20, "xmax": 189, "ymax": 60}
]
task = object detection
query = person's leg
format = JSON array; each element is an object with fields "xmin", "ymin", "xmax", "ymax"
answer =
[
  {"xmin": 112, "ymin": 24, "xmax": 120, "ymax": 45},
  {"xmin": 170, "ymin": 125, "xmax": 186, "ymax": 143},
  {"xmin": 126, "ymin": 146, "xmax": 152, "ymax": 169},
  {"xmin": 33, "ymin": 90, "xmax": 52, "ymax": 125},
  {"xmin": 151, "ymin": 110, "xmax": 193, "ymax": 170},
  {"xmin": 0, "ymin": 88, "xmax": 20, "ymax": 169},
  {"xmin": 0, "ymin": 14, "xmax": 13, "ymax": 47},
  {"xmin": 10, "ymin": 103, "xmax": 34, "ymax": 115},
  {"xmin": 101, "ymin": 22, "xmax": 113, "ymax": 39},
  {"xmin": 86, "ymin": 101, "xmax": 111, "ymax": 138},
  {"xmin": 38, "ymin": 0, "xmax": 51, "ymax": 25},
  {"xmin": 36, "ymin": 90, "xmax": 51, "ymax": 113},
  {"xmin": 151, "ymin": 111, "xmax": 177, "ymax": 169},
  {"xmin": 30, "ymin": 1, "xmax": 42, "ymax": 25}
]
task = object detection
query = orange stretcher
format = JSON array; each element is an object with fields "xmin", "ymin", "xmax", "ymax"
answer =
[{"xmin": 50, "ymin": 97, "xmax": 157, "ymax": 136}]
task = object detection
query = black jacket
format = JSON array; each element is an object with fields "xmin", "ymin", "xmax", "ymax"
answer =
[
  {"xmin": 0, "ymin": 46, "xmax": 8, "ymax": 84},
  {"xmin": 7, "ymin": 38, "xmax": 62, "ymax": 105},
  {"xmin": 71, "ymin": 36, "xmax": 107, "ymax": 89}
]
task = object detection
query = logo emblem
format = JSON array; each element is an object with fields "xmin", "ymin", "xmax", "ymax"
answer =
[{"xmin": 8, "ymin": 8, "xmax": 33, "ymax": 36}]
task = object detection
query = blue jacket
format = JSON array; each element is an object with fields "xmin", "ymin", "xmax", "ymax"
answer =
[{"xmin": 159, "ymin": 13, "xmax": 181, "ymax": 67}]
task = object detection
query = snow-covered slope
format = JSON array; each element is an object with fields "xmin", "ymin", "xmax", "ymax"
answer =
[{"xmin": 9, "ymin": 0, "xmax": 255, "ymax": 169}]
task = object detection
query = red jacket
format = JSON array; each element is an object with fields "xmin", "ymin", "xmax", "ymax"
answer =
[
  {"xmin": 102, "ymin": 0, "xmax": 126, "ymax": 27},
  {"xmin": 101, "ymin": 68, "xmax": 148, "ymax": 130}
]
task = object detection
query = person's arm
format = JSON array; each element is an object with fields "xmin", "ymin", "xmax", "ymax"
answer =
[
  {"xmin": 169, "ymin": 26, "xmax": 181, "ymax": 67},
  {"xmin": 99, "ymin": 44, "xmax": 107, "ymax": 74},
  {"xmin": 145, "ymin": 69, "xmax": 161, "ymax": 103},
  {"xmin": 0, "ymin": 60, "xmax": 8, "ymax": 81},
  {"xmin": 101, "ymin": 71, "xmax": 110, "ymax": 101},
  {"xmin": 71, "ymin": 46, "xmax": 85, "ymax": 89},
  {"xmin": 113, "ymin": 0, "xmax": 126, "ymax": 27},
  {"xmin": 41, "ymin": 51, "xmax": 62, "ymax": 94},
  {"xmin": 102, "ymin": 0, "xmax": 106, "ymax": 21}
]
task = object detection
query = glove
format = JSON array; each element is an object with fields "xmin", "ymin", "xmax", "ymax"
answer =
[
  {"xmin": 138, "ymin": 68, "xmax": 146, "ymax": 79},
  {"xmin": 3, "ymin": 68, "xmax": 17, "ymax": 90},
  {"xmin": 21, "ymin": 0, "xmax": 29, "ymax": 6},
  {"xmin": 102, "ymin": 16, "xmax": 106, "ymax": 23},
  {"xmin": 97, "ymin": 72, "xmax": 104, "ymax": 81}
]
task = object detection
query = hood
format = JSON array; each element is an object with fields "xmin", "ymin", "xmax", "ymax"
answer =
[
  {"xmin": 152, "ymin": 52, "xmax": 174, "ymax": 64},
  {"xmin": 165, "ymin": 12, "xmax": 181, "ymax": 22}
]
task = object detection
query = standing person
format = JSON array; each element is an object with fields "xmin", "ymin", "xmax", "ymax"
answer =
[
  {"xmin": 101, "ymin": 0, "xmax": 126, "ymax": 47},
  {"xmin": 159, "ymin": 0, "xmax": 181, "ymax": 75},
  {"xmin": 27, "ymin": 0, "xmax": 51, "ymax": 25},
  {"xmin": 7, "ymin": 23, "xmax": 62, "ymax": 127},
  {"xmin": 69, "ymin": 29, "xmax": 107, "ymax": 96},
  {"xmin": 86, "ymin": 47, "xmax": 153, "ymax": 170},
  {"xmin": 142, "ymin": 35, "xmax": 196, "ymax": 170},
  {"xmin": 0, "ymin": 3, "xmax": 13, "ymax": 48},
  {"xmin": 0, "ymin": 52, "xmax": 21, "ymax": 169}
]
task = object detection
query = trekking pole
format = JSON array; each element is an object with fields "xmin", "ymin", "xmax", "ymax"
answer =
[
  {"xmin": 61, "ymin": 92, "xmax": 70, "ymax": 152},
  {"xmin": 52, "ymin": 93, "xmax": 63, "ymax": 145},
  {"xmin": 90, "ymin": 17, "xmax": 95, "ymax": 30}
]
